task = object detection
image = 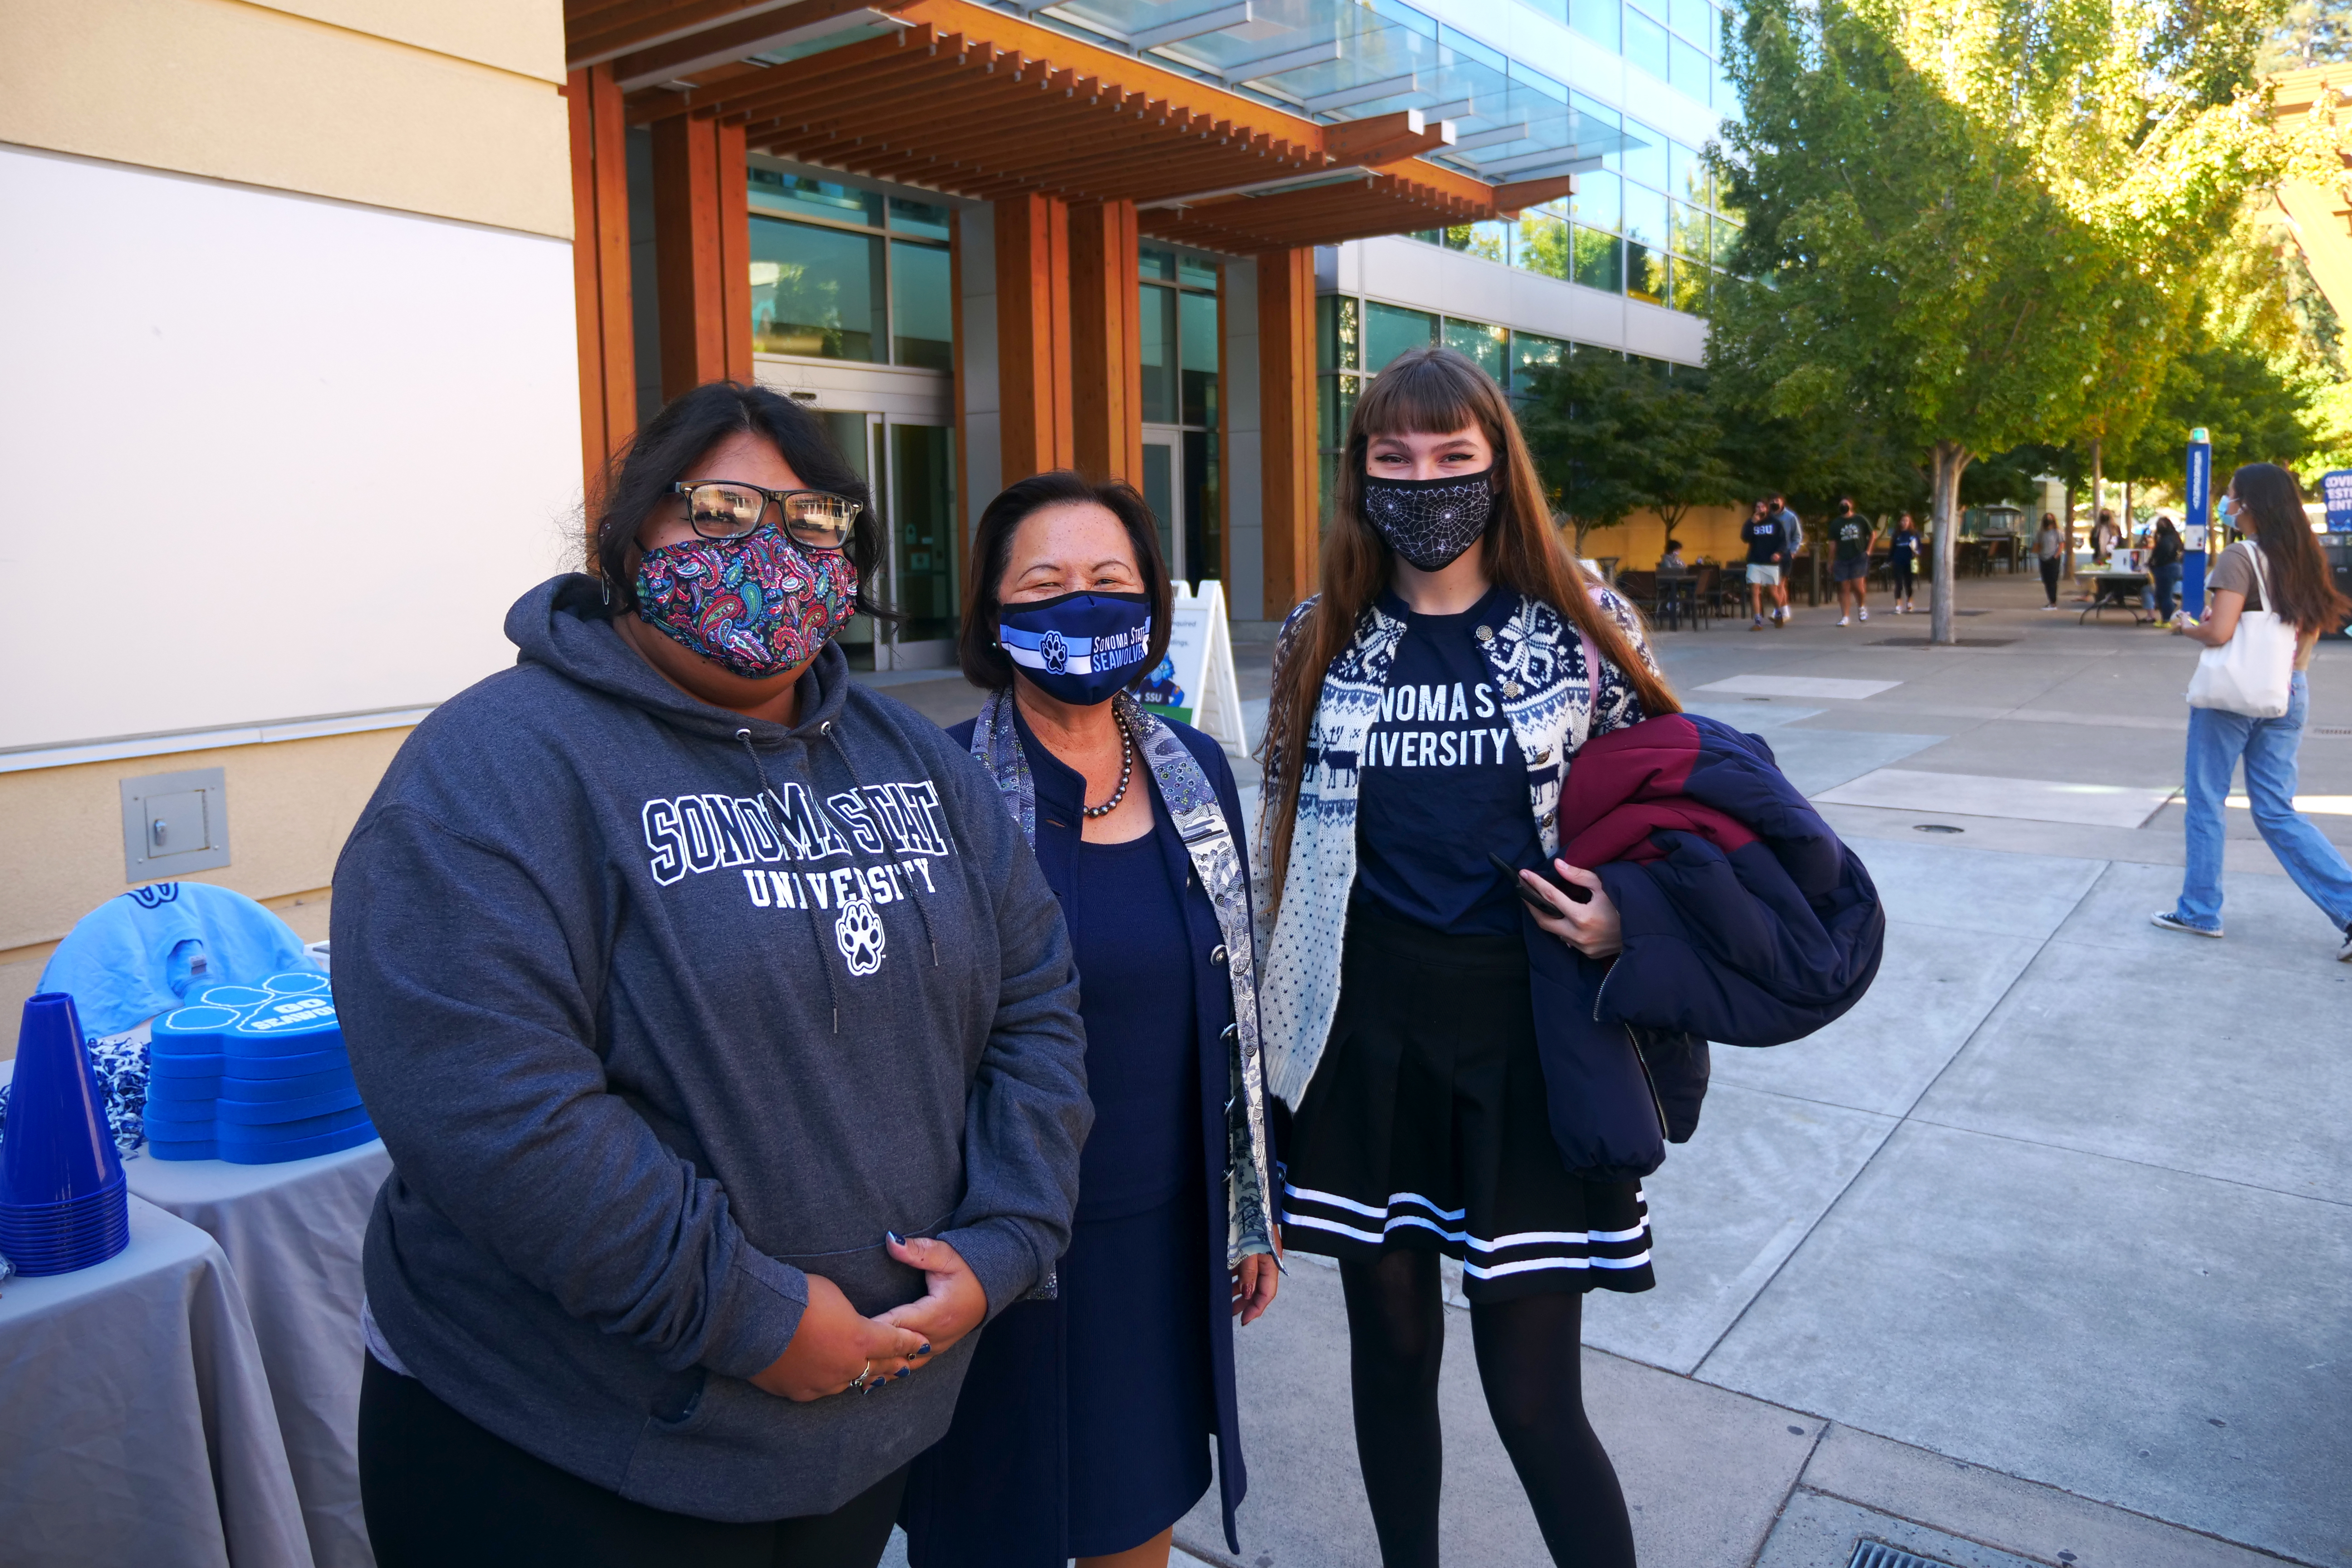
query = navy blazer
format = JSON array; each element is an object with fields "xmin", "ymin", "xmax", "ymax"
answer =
[{"xmin": 905, "ymin": 704, "xmax": 1253, "ymax": 1563}]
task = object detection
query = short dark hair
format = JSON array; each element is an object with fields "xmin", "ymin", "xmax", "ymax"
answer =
[
  {"xmin": 957, "ymin": 470, "xmax": 1173, "ymax": 691},
  {"xmin": 589, "ymin": 381, "xmax": 888, "ymax": 621}
]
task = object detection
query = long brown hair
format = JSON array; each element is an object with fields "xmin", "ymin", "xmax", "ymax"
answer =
[
  {"xmin": 1255, "ymin": 346, "xmax": 1680, "ymax": 918},
  {"xmin": 2231, "ymin": 463, "xmax": 2352, "ymax": 635}
]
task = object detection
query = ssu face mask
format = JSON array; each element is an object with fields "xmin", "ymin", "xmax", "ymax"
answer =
[
  {"xmin": 1361, "ymin": 469, "xmax": 1496, "ymax": 571},
  {"xmin": 634, "ymin": 525, "xmax": 859, "ymax": 680},
  {"xmin": 998, "ymin": 592, "xmax": 1153, "ymax": 706}
]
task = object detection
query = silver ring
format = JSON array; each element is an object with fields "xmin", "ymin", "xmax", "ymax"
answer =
[{"xmin": 847, "ymin": 1359, "xmax": 872, "ymax": 1391}]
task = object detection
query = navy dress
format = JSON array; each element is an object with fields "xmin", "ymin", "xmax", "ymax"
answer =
[{"xmin": 904, "ymin": 708, "xmax": 1251, "ymax": 1564}]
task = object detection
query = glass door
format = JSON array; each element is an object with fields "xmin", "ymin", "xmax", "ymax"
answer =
[
  {"xmin": 1142, "ymin": 426, "xmax": 1184, "ymax": 583},
  {"xmin": 882, "ymin": 421, "xmax": 957, "ymax": 668},
  {"xmin": 820, "ymin": 410, "xmax": 884, "ymax": 669}
]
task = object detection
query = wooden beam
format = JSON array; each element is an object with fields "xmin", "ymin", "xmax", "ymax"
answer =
[
  {"xmin": 1324, "ymin": 108, "xmax": 1454, "ymax": 166},
  {"xmin": 605, "ymin": 0, "xmax": 913, "ymax": 87},
  {"xmin": 716, "ymin": 118, "xmax": 753, "ymax": 382},
  {"xmin": 1256, "ymin": 245, "xmax": 1316, "ymax": 621},
  {"xmin": 996, "ymin": 192, "xmax": 1073, "ymax": 480},
  {"xmin": 567, "ymin": 63, "xmax": 637, "ymax": 513},
  {"xmin": 572, "ymin": 0, "xmax": 813, "ymax": 69},
  {"xmin": 1069, "ymin": 199, "xmax": 1142, "ymax": 485},
  {"xmin": 950, "ymin": 208, "xmax": 972, "ymax": 586},
  {"xmin": 1490, "ymin": 174, "xmax": 1577, "ymax": 215},
  {"xmin": 653, "ymin": 114, "xmax": 730, "ymax": 398}
]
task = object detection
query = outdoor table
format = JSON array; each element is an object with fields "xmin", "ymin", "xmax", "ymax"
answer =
[
  {"xmin": 2077, "ymin": 570, "xmax": 2152, "ymax": 624},
  {"xmin": 0, "ymin": 1195, "xmax": 316, "ymax": 1568},
  {"xmin": 1652, "ymin": 572, "xmax": 1699, "ymax": 630},
  {"xmin": 130, "ymin": 1142, "xmax": 391, "ymax": 1568}
]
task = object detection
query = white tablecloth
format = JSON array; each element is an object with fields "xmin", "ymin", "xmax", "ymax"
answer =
[
  {"xmin": 128, "ymin": 1142, "xmax": 392, "ymax": 1568},
  {"xmin": 0, "ymin": 1195, "xmax": 315, "ymax": 1567}
]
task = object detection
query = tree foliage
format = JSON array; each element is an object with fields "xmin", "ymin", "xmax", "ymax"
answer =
[{"xmin": 1519, "ymin": 353, "xmax": 1738, "ymax": 551}]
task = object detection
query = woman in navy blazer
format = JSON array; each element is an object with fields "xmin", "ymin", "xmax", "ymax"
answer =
[{"xmin": 905, "ymin": 472, "xmax": 1278, "ymax": 1568}]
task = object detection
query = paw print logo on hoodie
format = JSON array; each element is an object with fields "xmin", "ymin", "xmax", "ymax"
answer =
[{"xmin": 835, "ymin": 899, "xmax": 887, "ymax": 976}]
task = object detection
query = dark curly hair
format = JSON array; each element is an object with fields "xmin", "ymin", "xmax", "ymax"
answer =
[{"xmin": 588, "ymin": 381, "xmax": 891, "ymax": 622}]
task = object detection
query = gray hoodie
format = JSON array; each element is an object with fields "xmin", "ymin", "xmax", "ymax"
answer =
[{"xmin": 333, "ymin": 576, "xmax": 1088, "ymax": 1522}]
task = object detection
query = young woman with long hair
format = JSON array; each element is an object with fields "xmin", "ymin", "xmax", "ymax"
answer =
[
  {"xmin": 2154, "ymin": 463, "xmax": 2352, "ymax": 959},
  {"xmin": 1254, "ymin": 347, "xmax": 1678, "ymax": 1568}
]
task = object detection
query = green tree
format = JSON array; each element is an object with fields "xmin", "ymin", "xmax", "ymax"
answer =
[
  {"xmin": 1710, "ymin": 0, "xmax": 2285, "ymax": 644},
  {"xmin": 1519, "ymin": 351, "xmax": 1667, "ymax": 553}
]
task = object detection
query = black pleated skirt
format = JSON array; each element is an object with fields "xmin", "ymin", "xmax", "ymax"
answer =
[{"xmin": 1278, "ymin": 904, "xmax": 1656, "ymax": 1302}]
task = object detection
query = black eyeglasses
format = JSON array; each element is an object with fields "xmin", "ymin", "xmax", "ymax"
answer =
[{"xmin": 670, "ymin": 481, "xmax": 862, "ymax": 551}]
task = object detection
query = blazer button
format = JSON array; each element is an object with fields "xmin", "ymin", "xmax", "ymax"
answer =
[
  {"xmin": 1534, "ymin": 747, "xmax": 1552, "ymax": 764},
  {"xmin": 1210, "ymin": 944, "xmax": 1229, "ymax": 966},
  {"xmin": 1502, "ymin": 681, "xmax": 1522, "ymax": 698},
  {"xmin": 1543, "ymin": 809, "xmax": 1557, "ymax": 827},
  {"xmin": 1475, "ymin": 624, "xmax": 1494, "ymax": 642}
]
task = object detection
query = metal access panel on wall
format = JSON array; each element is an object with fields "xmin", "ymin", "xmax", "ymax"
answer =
[{"xmin": 121, "ymin": 766, "xmax": 231, "ymax": 881}]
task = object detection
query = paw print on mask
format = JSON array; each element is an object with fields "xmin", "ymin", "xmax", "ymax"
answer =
[
  {"xmin": 834, "ymin": 898, "xmax": 887, "ymax": 976},
  {"xmin": 1039, "ymin": 629, "xmax": 1068, "ymax": 675}
]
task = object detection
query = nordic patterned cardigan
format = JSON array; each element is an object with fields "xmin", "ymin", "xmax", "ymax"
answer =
[{"xmin": 1251, "ymin": 584, "xmax": 1659, "ymax": 1108}]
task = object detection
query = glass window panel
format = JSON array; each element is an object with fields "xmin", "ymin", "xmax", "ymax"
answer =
[
  {"xmin": 1184, "ymin": 429, "xmax": 1217, "ymax": 585},
  {"xmin": 1178, "ymin": 255, "xmax": 1219, "ymax": 289},
  {"xmin": 1627, "ymin": 241, "xmax": 1668, "ymax": 304},
  {"xmin": 887, "ymin": 196, "xmax": 951, "ymax": 239},
  {"xmin": 1573, "ymin": 227, "xmax": 1624, "ymax": 292},
  {"xmin": 1139, "ymin": 248, "xmax": 1176, "ymax": 281},
  {"xmin": 1141, "ymin": 283, "xmax": 1177, "ymax": 424},
  {"xmin": 748, "ymin": 169, "xmax": 882, "ymax": 227},
  {"xmin": 1710, "ymin": 0, "xmax": 1724, "ymax": 52},
  {"xmin": 1440, "ymin": 24, "xmax": 1508, "ymax": 73},
  {"xmin": 1671, "ymin": 37, "xmax": 1710, "ymax": 98},
  {"xmin": 1179, "ymin": 289, "xmax": 1219, "ymax": 428},
  {"xmin": 750, "ymin": 217, "xmax": 883, "ymax": 361},
  {"xmin": 1514, "ymin": 63, "xmax": 1569, "ymax": 102},
  {"xmin": 1622, "ymin": 184, "xmax": 1669, "ymax": 248},
  {"xmin": 1318, "ymin": 374, "xmax": 1359, "ymax": 449},
  {"xmin": 1411, "ymin": 229, "xmax": 1445, "ymax": 246},
  {"xmin": 1442, "ymin": 220, "xmax": 1510, "ymax": 262},
  {"xmin": 1568, "ymin": 0, "xmax": 1620, "ymax": 52},
  {"xmin": 1670, "ymin": 200, "xmax": 1709, "ymax": 260},
  {"xmin": 1570, "ymin": 168, "xmax": 1621, "ymax": 232},
  {"xmin": 1714, "ymin": 57, "xmax": 1733, "ymax": 110},
  {"xmin": 1514, "ymin": 331, "xmax": 1568, "ymax": 382},
  {"xmin": 1625, "ymin": 7, "xmax": 1669, "ymax": 78},
  {"xmin": 1364, "ymin": 301, "xmax": 1436, "ymax": 372},
  {"xmin": 1670, "ymin": 0, "xmax": 1709, "ymax": 43},
  {"xmin": 1372, "ymin": 0, "xmax": 1438, "ymax": 38},
  {"xmin": 1670, "ymin": 142, "xmax": 1701, "ymax": 205},
  {"xmin": 1621, "ymin": 122, "xmax": 1669, "ymax": 190},
  {"xmin": 889, "ymin": 240, "xmax": 953, "ymax": 370},
  {"xmin": 1711, "ymin": 214, "xmax": 1742, "ymax": 267},
  {"xmin": 1443, "ymin": 318, "xmax": 1508, "ymax": 383},
  {"xmin": 1516, "ymin": 212, "xmax": 1571, "ymax": 279},
  {"xmin": 1318, "ymin": 294, "xmax": 1361, "ymax": 372},
  {"xmin": 1670, "ymin": 258, "xmax": 1709, "ymax": 314},
  {"xmin": 1141, "ymin": 441, "xmax": 1176, "ymax": 575},
  {"xmin": 890, "ymin": 423, "xmax": 958, "ymax": 642},
  {"xmin": 1522, "ymin": 0, "xmax": 1568, "ymax": 23}
]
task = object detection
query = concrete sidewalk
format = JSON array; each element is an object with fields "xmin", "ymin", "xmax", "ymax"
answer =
[{"xmin": 876, "ymin": 574, "xmax": 2350, "ymax": 1568}]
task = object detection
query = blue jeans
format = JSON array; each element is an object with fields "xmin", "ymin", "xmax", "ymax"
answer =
[
  {"xmin": 2173, "ymin": 671, "xmax": 2352, "ymax": 932},
  {"xmin": 2151, "ymin": 563, "xmax": 2180, "ymax": 621}
]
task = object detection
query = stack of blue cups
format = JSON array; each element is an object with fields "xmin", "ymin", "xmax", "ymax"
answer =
[
  {"xmin": 146, "ymin": 972, "xmax": 375, "ymax": 1164},
  {"xmin": 0, "ymin": 993, "xmax": 132, "ymax": 1276}
]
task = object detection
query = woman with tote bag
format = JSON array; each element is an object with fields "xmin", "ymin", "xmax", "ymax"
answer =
[{"xmin": 2153, "ymin": 463, "xmax": 2352, "ymax": 960}]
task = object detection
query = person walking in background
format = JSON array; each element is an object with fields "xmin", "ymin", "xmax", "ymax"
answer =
[
  {"xmin": 909, "ymin": 472, "xmax": 1279, "ymax": 1568},
  {"xmin": 1772, "ymin": 492, "xmax": 1803, "ymax": 625},
  {"xmin": 2149, "ymin": 516, "xmax": 2184, "ymax": 626},
  {"xmin": 1743, "ymin": 500, "xmax": 1788, "ymax": 630},
  {"xmin": 1887, "ymin": 514, "xmax": 1922, "ymax": 614},
  {"xmin": 2153, "ymin": 463, "xmax": 2352, "ymax": 961},
  {"xmin": 2035, "ymin": 513, "xmax": 2064, "ymax": 608},
  {"xmin": 2092, "ymin": 509, "xmax": 2121, "ymax": 564},
  {"xmin": 1256, "ymin": 347, "xmax": 1671, "ymax": 1568},
  {"xmin": 1830, "ymin": 500, "xmax": 1875, "ymax": 627}
]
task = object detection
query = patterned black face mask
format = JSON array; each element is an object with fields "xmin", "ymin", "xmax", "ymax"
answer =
[{"xmin": 1360, "ymin": 469, "xmax": 1496, "ymax": 571}]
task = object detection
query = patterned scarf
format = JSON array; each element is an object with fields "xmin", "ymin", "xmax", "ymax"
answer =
[{"xmin": 969, "ymin": 688, "xmax": 1275, "ymax": 1268}]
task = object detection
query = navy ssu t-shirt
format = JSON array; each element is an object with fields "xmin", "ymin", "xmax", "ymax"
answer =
[{"xmin": 1352, "ymin": 586, "xmax": 1544, "ymax": 937}]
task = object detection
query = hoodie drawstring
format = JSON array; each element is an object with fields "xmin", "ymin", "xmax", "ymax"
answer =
[
  {"xmin": 736, "ymin": 728, "xmax": 845, "ymax": 1034},
  {"xmin": 822, "ymin": 723, "xmax": 942, "ymax": 971}
]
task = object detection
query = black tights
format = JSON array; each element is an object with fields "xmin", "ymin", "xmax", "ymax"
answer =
[{"xmin": 1339, "ymin": 1250, "xmax": 1636, "ymax": 1568}]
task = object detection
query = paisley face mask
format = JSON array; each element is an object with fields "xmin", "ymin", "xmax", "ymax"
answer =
[
  {"xmin": 634, "ymin": 525, "xmax": 859, "ymax": 680},
  {"xmin": 1361, "ymin": 469, "xmax": 1496, "ymax": 571}
]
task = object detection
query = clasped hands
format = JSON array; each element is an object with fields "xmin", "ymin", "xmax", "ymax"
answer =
[{"xmin": 751, "ymin": 1233, "xmax": 986, "ymax": 1402}]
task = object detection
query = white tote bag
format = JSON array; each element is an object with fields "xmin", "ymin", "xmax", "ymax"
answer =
[{"xmin": 2186, "ymin": 543, "xmax": 2296, "ymax": 718}]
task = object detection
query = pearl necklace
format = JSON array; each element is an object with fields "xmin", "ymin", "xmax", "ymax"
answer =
[{"xmin": 1083, "ymin": 709, "xmax": 1135, "ymax": 819}]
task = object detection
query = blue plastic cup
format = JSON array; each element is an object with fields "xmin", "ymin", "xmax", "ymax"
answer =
[{"xmin": 0, "ymin": 994, "xmax": 124, "ymax": 1207}]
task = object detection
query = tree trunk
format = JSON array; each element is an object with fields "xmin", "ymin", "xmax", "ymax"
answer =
[
  {"xmin": 2090, "ymin": 437, "xmax": 2104, "ymax": 563},
  {"xmin": 1929, "ymin": 439, "xmax": 1972, "ymax": 647}
]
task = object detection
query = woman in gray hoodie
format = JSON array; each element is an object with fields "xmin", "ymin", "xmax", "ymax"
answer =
[{"xmin": 334, "ymin": 382, "xmax": 1090, "ymax": 1568}]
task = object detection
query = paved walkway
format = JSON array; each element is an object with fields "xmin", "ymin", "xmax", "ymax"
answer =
[{"xmin": 875, "ymin": 573, "xmax": 2352, "ymax": 1567}]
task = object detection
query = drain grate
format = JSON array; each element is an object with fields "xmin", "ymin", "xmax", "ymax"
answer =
[
  {"xmin": 1850, "ymin": 1542, "xmax": 1959, "ymax": 1568},
  {"xmin": 1871, "ymin": 637, "xmax": 2018, "ymax": 648},
  {"xmin": 1913, "ymin": 823, "xmax": 1965, "ymax": 833},
  {"xmin": 2314, "ymin": 726, "xmax": 2352, "ymax": 737}
]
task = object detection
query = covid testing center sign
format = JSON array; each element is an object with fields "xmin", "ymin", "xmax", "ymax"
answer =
[
  {"xmin": 2322, "ymin": 469, "xmax": 2352, "ymax": 531},
  {"xmin": 1139, "ymin": 579, "xmax": 1246, "ymax": 755}
]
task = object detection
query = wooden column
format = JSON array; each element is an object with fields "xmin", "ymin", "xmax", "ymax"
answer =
[
  {"xmin": 652, "ymin": 114, "xmax": 750, "ymax": 399},
  {"xmin": 1068, "ymin": 199, "xmax": 1142, "ymax": 485},
  {"xmin": 995, "ymin": 192, "xmax": 1073, "ymax": 481},
  {"xmin": 1257, "ymin": 246, "xmax": 1318, "ymax": 621},
  {"xmin": 566, "ymin": 64, "xmax": 635, "ymax": 503}
]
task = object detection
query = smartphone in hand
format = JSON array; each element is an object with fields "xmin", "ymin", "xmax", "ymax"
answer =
[{"xmin": 1488, "ymin": 851, "xmax": 1592, "ymax": 909}]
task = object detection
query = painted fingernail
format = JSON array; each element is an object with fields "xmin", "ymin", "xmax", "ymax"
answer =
[
  {"xmin": 887, "ymin": 1231, "xmax": 905, "ymax": 1247},
  {"xmin": 914, "ymin": 1343, "xmax": 933, "ymax": 1356},
  {"xmin": 895, "ymin": 1367, "xmax": 912, "ymax": 1379}
]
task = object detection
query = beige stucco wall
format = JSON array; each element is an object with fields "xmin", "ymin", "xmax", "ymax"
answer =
[
  {"xmin": 0, "ymin": 0, "xmax": 571, "ymax": 238},
  {"xmin": 0, "ymin": 728, "xmax": 411, "ymax": 960}
]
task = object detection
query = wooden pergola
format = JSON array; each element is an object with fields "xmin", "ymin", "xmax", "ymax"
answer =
[{"xmin": 565, "ymin": 0, "xmax": 1573, "ymax": 613}]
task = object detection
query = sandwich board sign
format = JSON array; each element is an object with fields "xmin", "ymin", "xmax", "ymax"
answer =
[{"xmin": 1140, "ymin": 579, "xmax": 1247, "ymax": 756}]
